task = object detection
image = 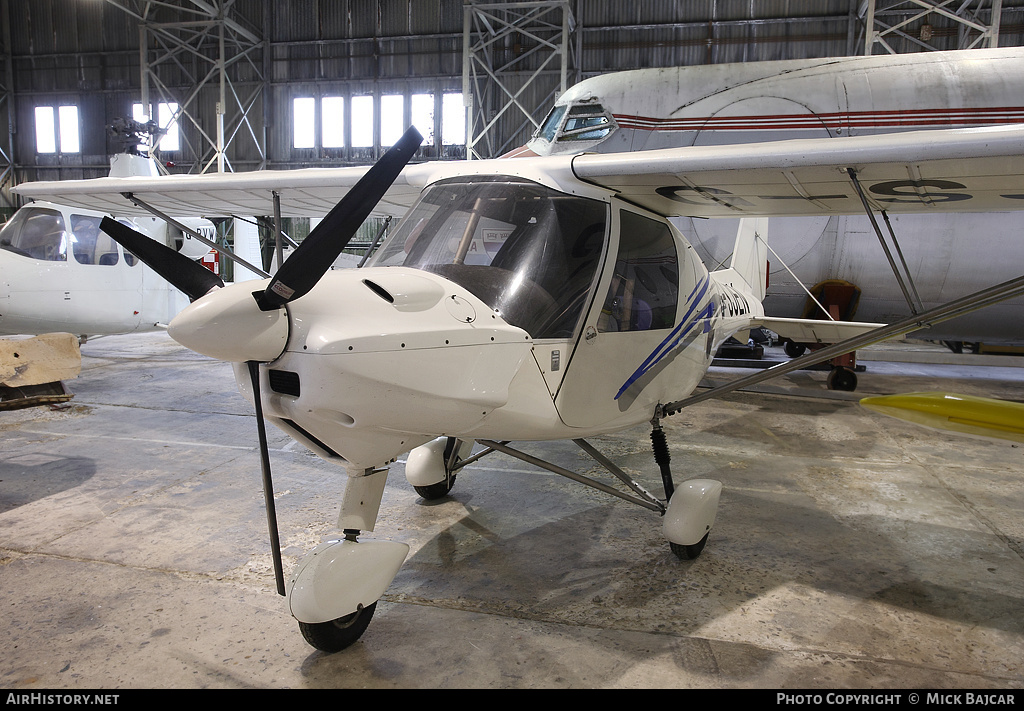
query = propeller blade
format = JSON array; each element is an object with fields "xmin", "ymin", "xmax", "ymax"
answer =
[
  {"xmin": 100, "ymin": 217, "xmax": 225, "ymax": 301},
  {"xmin": 248, "ymin": 360, "xmax": 287, "ymax": 596},
  {"xmin": 256, "ymin": 125, "xmax": 423, "ymax": 311}
]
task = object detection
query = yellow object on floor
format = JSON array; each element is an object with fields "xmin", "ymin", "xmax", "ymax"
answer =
[{"xmin": 860, "ymin": 391, "xmax": 1024, "ymax": 443}]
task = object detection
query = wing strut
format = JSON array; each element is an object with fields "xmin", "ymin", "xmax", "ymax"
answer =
[
  {"xmin": 357, "ymin": 215, "xmax": 392, "ymax": 268},
  {"xmin": 662, "ymin": 269, "xmax": 1024, "ymax": 416},
  {"xmin": 121, "ymin": 191, "xmax": 272, "ymax": 279},
  {"xmin": 846, "ymin": 168, "xmax": 924, "ymax": 315}
]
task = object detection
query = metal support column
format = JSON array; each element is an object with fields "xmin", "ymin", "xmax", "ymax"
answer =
[
  {"xmin": 104, "ymin": 0, "xmax": 267, "ymax": 174},
  {"xmin": 861, "ymin": 0, "xmax": 1006, "ymax": 54},
  {"xmin": 0, "ymin": 0, "xmax": 15, "ymax": 211},
  {"xmin": 462, "ymin": 1, "xmax": 576, "ymax": 159}
]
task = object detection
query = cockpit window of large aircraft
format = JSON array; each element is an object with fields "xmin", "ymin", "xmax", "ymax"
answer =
[
  {"xmin": 370, "ymin": 176, "xmax": 608, "ymax": 339},
  {"xmin": 560, "ymin": 104, "xmax": 614, "ymax": 141},
  {"xmin": 535, "ymin": 102, "xmax": 615, "ymax": 144},
  {"xmin": 0, "ymin": 207, "xmax": 68, "ymax": 262},
  {"xmin": 537, "ymin": 105, "xmax": 567, "ymax": 142},
  {"xmin": 598, "ymin": 210, "xmax": 679, "ymax": 333},
  {"xmin": 70, "ymin": 214, "xmax": 120, "ymax": 266}
]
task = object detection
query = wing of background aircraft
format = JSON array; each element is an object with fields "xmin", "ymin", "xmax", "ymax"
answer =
[{"xmin": 13, "ymin": 124, "xmax": 1024, "ymax": 222}]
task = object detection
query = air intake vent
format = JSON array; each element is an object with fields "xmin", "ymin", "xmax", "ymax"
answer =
[
  {"xmin": 268, "ymin": 369, "xmax": 300, "ymax": 397},
  {"xmin": 362, "ymin": 279, "xmax": 395, "ymax": 303}
]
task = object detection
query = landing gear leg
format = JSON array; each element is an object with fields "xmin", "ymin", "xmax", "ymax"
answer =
[{"xmin": 652, "ymin": 415, "xmax": 721, "ymax": 560}]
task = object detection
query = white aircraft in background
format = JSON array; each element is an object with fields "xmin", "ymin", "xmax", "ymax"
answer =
[
  {"xmin": 514, "ymin": 46, "xmax": 1024, "ymax": 349},
  {"xmin": 16, "ymin": 121, "xmax": 1024, "ymax": 653},
  {"xmin": 0, "ymin": 151, "xmax": 253, "ymax": 340}
]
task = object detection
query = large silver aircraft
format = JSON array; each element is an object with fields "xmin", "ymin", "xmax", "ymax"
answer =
[{"xmin": 512, "ymin": 46, "xmax": 1024, "ymax": 348}]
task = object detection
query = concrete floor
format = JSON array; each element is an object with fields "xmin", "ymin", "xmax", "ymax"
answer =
[{"xmin": 1, "ymin": 331, "xmax": 1022, "ymax": 689}]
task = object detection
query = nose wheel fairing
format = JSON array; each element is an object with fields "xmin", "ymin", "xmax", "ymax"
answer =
[{"xmin": 289, "ymin": 538, "xmax": 410, "ymax": 625}]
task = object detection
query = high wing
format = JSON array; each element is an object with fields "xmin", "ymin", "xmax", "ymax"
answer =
[
  {"xmin": 13, "ymin": 124, "xmax": 1024, "ymax": 220},
  {"xmin": 569, "ymin": 123, "xmax": 1024, "ymax": 218},
  {"xmin": 10, "ymin": 164, "xmax": 423, "ymax": 218}
]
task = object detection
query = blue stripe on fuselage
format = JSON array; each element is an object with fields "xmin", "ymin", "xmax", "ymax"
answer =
[{"xmin": 614, "ymin": 275, "xmax": 715, "ymax": 401}]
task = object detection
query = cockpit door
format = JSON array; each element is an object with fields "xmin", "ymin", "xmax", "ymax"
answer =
[
  {"xmin": 65, "ymin": 213, "xmax": 144, "ymax": 333},
  {"xmin": 554, "ymin": 200, "xmax": 706, "ymax": 430}
]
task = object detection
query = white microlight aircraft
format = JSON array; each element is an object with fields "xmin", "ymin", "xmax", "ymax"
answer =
[
  {"xmin": 14, "ymin": 120, "xmax": 1024, "ymax": 652},
  {"xmin": 514, "ymin": 46, "xmax": 1024, "ymax": 348}
]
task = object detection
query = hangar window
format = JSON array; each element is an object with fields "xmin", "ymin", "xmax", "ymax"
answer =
[
  {"xmin": 293, "ymin": 97, "xmax": 346, "ymax": 149},
  {"xmin": 381, "ymin": 94, "xmax": 405, "ymax": 147},
  {"xmin": 34, "ymin": 106, "xmax": 80, "ymax": 154},
  {"xmin": 290, "ymin": 92, "xmax": 464, "ymax": 151},
  {"xmin": 411, "ymin": 93, "xmax": 435, "ymax": 145},
  {"xmin": 0, "ymin": 207, "xmax": 68, "ymax": 262},
  {"xmin": 322, "ymin": 97, "xmax": 345, "ymax": 148},
  {"xmin": 290, "ymin": 92, "xmax": 466, "ymax": 152},
  {"xmin": 132, "ymin": 102, "xmax": 180, "ymax": 152},
  {"xmin": 441, "ymin": 93, "xmax": 465, "ymax": 146},
  {"xmin": 293, "ymin": 97, "xmax": 316, "ymax": 148},
  {"xmin": 351, "ymin": 96, "xmax": 375, "ymax": 148}
]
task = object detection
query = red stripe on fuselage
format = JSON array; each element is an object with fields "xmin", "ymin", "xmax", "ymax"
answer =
[{"xmin": 614, "ymin": 106, "xmax": 1024, "ymax": 132}]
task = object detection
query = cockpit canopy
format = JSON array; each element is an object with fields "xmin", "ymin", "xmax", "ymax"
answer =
[
  {"xmin": 528, "ymin": 101, "xmax": 618, "ymax": 155},
  {"xmin": 369, "ymin": 177, "xmax": 608, "ymax": 339},
  {"xmin": 0, "ymin": 205, "xmax": 137, "ymax": 266}
]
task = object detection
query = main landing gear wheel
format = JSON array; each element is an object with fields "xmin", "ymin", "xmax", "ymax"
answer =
[
  {"xmin": 784, "ymin": 341, "xmax": 807, "ymax": 358},
  {"xmin": 413, "ymin": 437, "xmax": 461, "ymax": 500},
  {"xmin": 670, "ymin": 532, "xmax": 709, "ymax": 561},
  {"xmin": 298, "ymin": 601, "xmax": 377, "ymax": 653},
  {"xmin": 826, "ymin": 366, "xmax": 858, "ymax": 392}
]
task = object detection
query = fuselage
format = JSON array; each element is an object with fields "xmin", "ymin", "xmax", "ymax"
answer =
[
  {"xmin": 1, "ymin": 151, "xmax": 220, "ymax": 338},
  {"xmin": 0, "ymin": 201, "xmax": 212, "ymax": 337},
  {"xmin": 520, "ymin": 47, "xmax": 1024, "ymax": 343},
  {"xmin": 171, "ymin": 164, "xmax": 756, "ymax": 472}
]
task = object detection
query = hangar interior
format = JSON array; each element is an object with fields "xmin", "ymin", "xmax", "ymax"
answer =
[
  {"xmin": 2, "ymin": 0, "xmax": 1024, "ymax": 690},
  {"xmin": 4, "ymin": 1, "xmax": 1024, "ymax": 186}
]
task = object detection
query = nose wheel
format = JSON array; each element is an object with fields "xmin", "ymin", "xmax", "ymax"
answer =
[
  {"xmin": 298, "ymin": 601, "xmax": 378, "ymax": 653},
  {"xmin": 670, "ymin": 532, "xmax": 709, "ymax": 561}
]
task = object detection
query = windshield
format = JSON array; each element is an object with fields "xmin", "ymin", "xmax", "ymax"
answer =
[
  {"xmin": 370, "ymin": 177, "xmax": 608, "ymax": 339},
  {"xmin": 0, "ymin": 207, "xmax": 68, "ymax": 261}
]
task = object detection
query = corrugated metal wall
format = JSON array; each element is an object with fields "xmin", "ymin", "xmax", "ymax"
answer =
[{"xmin": 2, "ymin": 0, "xmax": 1023, "ymax": 188}]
